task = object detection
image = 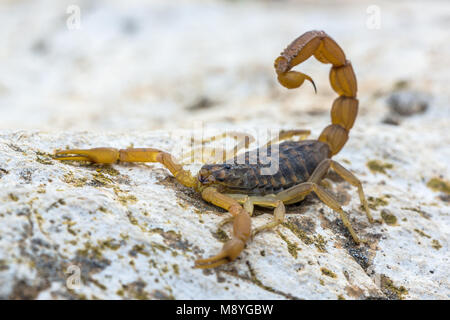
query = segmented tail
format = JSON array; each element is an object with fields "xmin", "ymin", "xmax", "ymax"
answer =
[{"xmin": 274, "ymin": 30, "xmax": 358, "ymax": 156}]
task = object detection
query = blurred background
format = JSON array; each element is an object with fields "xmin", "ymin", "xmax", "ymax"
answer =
[{"xmin": 0, "ymin": 0, "xmax": 448, "ymax": 133}]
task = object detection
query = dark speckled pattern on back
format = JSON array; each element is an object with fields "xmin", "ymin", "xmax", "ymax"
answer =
[{"xmin": 202, "ymin": 140, "xmax": 330, "ymax": 195}]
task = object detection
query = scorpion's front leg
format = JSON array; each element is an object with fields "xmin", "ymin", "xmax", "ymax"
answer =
[
  {"xmin": 180, "ymin": 131, "xmax": 255, "ymax": 165},
  {"xmin": 55, "ymin": 147, "xmax": 198, "ymax": 188},
  {"xmin": 264, "ymin": 129, "xmax": 311, "ymax": 146},
  {"xmin": 194, "ymin": 187, "xmax": 252, "ymax": 269}
]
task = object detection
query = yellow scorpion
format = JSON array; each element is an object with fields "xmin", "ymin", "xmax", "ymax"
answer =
[{"xmin": 55, "ymin": 31, "xmax": 373, "ymax": 269}]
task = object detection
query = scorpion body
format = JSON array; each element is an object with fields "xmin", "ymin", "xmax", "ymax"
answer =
[
  {"xmin": 199, "ymin": 140, "xmax": 330, "ymax": 197},
  {"xmin": 55, "ymin": 30, "xmax": 374, "ymax": 269}
]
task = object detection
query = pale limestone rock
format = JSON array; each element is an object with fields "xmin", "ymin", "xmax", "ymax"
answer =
[{"xmin": 0, "ymin": 0, "xmax": 449, "ymax": 299}]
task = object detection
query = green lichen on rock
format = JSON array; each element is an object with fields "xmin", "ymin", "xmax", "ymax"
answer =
[
  {"xmin": 282, "ymin": 220, "xmax": 327, "ymax": 252},
  {"xmin": 276, "ymin": 230, "xmax": 300, "ymax": 258},
  {"xmin": 63, "ymin": 220, "xmax": 77, "ymax": 236},
  {"xmin": 35, "ymin": 151, "xmax": 54, "ymax": 165},
  {"xmin": 63, "ymin": 172, "xmax": 87, "ymax": 187},
  {"xmin": 147, "ymin": 227, "xmax": 191, "ymax": 252},
  {"xmin": 127, "ymin": 211, "xmax": 139, "ymax": 225},
  {"xmin": 36, "ymin": 156, "xmax": 53, "ymax": 165},
  {"xmin": 76, "ymin": 241, "xmax": 106, "ymax": 261},
  {"xmin": 381, "ymin": 209, "xmax": 397, "ymax": 225},
  {"xmin": 366, "ymin": 196, "xmax": 389, "ymax": 210},
  {"xmin": 91, "ymin": 278, "xmax": 107, "ymax": 291},
  {"xmin": 414, "ymin": 228, "xmax": 431, "ymax": 239},
  {"xmin": 129, "ymin": 244, "xmax": 150, "ymax": 257},
  {"xmin": 380, "ymin": 275, "xmax": 408, "ymax": 300},
  {"xmin": 118, "ymin": 280, "xmax": 151, "ymax": 300},
  {"xmin": 115, "ymin": 188, "xmax": 138, "ymax": 205},
  {"xmin": 97, "ymin": 238, "xmax": 121, "ymax": 251},
  {"xmin": 96, "ymin": 166, "xmax": 120, "ymax": 177},
  {"xmin": 172, "ymin": 264, "xmax": 180, "ymax": 275},
  {"xmin": 150, "ymin": 241, "xmax": 170, "ymax": 253},
  {"xmin": 9, "ymin": 193, "xmax": 19, "ymax": 201},
  {"xmin": 427, "ymin": 177, "xmax": 450, "ymax": 194},
  {"xmin": 283, "ymin": 221, "xmax": 313, "ymax": 245},
  {"xmin": 0, "ymin": 259, "xmax": 8, "ymax": 271},
  {"xmin": 213, "ymin": 227, "xmax": 230, "ymax": 242},
  {"xmin": 366, "ymin": 160, "xmax": 393, "ymax": 175},
  {"xmin": 313, "ymin": 234, "xmax": 327, "ymax": 252},
  {"xmin": 92, "ymin": 171, "xmax": 115, "ymax": 186},
  {"xmin": 431, "ymin": 239, "xmax": 442, "ymax": 250},
  {"xmin": 320, "ymin": 267, "xmax": 337, "ymax": 278}
]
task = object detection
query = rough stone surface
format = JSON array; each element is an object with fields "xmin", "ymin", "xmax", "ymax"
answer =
[{"xmin": 0, "ymin": 0, "xmax": 449, "ymax": 299}]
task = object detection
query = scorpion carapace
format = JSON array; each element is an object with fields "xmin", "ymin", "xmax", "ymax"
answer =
[
  {"xmin": 198, "ymin": 140, "xmax": 331, "ymax": 196},
  {"xmin": 55, "ymin": 30, "xmax": 373, "ymax": 269}
]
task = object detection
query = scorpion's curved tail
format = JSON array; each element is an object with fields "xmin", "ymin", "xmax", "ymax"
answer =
[{"xmin": 274, "ymin": 30, "xmax": 358, "ymax": 157}]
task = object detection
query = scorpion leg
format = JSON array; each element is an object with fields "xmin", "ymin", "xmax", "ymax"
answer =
[
  {"xmin": 264, "ymin": 129, "xmax": 311, "ymax": 146},
  {"xmin": 308, "ymin": 159, "xmax": 373, "ymax": 223},
  {"xmin": 251, "ymin": 200, "xmax": 285, "ymax": 237},
  {"xmin": 220, "ymin": 194, "xmax": 281, "ymax": 229},
  {"xmin": 228, "ymin": 194, "xmax": 279, "ymax": 208},
  {"xmin": 55, "ymin": 147, "xmax": 198, "ymax": 189},
  {"xmin": 180, "ymin": 131, "xmax": 255, "ymax": 164},
  {"xmin": 228, "ymin": 194, "xmax": 286, "ymax": 237},
  {"xmin": 195, "ymin": 187, "xmax": 252, "ymax": 269},
  {"xmin": 218, "ymin": 196, "xmax": 254, "ymax": 228},
  {"xmin": 277, "ymin": 182, "xmax": 362, "ymax": 244}
]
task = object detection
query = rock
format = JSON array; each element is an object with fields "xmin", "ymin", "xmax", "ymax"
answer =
[
  {"xmin": 0, "ymin": 127, "xmax": 448, "ymax": 300},
  {"xmin": 386, "ymin": 90, "xmax": 430, "ymax": 116},
  {"xmin": 0, "ymin": 0, "xmax": 449, "ymax": 300}
]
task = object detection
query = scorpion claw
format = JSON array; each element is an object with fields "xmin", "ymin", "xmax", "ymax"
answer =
[
  {"xmin": 53, "ymin": 155, "xmax": 93, "ymax": 162},
  {"xmin": 194, "ymin": 238, "xmax": 245, "ymax": 269},
  {"xmin": 54, "ymin": 148, "xmax": 120, "ymax": 164}
]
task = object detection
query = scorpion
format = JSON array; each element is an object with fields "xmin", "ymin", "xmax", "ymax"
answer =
[{"xmin": 55, "ymin": 30, "xmax": 373, "ymax": 269}]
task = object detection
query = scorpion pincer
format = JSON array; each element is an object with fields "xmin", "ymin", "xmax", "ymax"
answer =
[{"xmin": 55, "ymin": 30, "xmax": 373, "ymax": 269}]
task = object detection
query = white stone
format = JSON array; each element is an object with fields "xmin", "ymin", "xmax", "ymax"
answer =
[{"xmin": 0, "ymin": 0, "xmax": 448, "ymax": 300}]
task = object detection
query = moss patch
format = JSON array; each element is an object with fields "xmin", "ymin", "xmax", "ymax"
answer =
[
  {"xmin": 427, "ymin": 177, "xmax": 450, "ymax": 194},
  {"xmin": 366, "ymin": 160, "xmax": 393, "ymax": 175}
]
